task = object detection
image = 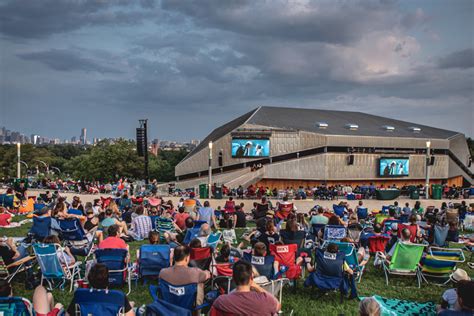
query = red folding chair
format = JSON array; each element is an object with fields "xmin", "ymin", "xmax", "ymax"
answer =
[
  {"xmin": 398, "ymin": 223, "xmax": 418, "ymax": 243},
  {"xmin": 224, "ymin": 201, "xmax": 235, "ymax": 214},
  {"xmin": 190, "ymin": 247, "xmax": 213, "ymax": 271},
  {"xmin": 275, "ymin": 203, "xmax": 293, "ymax": 220},
  {"xmin": 212, "ymin": 262, "xmax": 236, "ymax": 294},
  {"xmin": 269, "ymin": 244, "xmax": 301, "ymax": 280},
  {"xmin": 368, "ymin": 235, "xmax": 390, "ymax": 254}
]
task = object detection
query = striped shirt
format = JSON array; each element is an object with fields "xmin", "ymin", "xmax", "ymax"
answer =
[{"xmin": 131, "ymin": 215, "xmax": 152, "ymax": 240}]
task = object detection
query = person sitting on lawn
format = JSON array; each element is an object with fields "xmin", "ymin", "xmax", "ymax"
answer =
[
  {"xmin": 66, "ymin": 263, "xmax": 135, "ymax": 316},
  {"xmin": 129, "ymin": 205, "xmax": 152, "ymax": 241},
  {"xmin": 98, "ymin": 225, "xmax": 128, "ymax": 251},
  {"xmin": 0, "ymin": 280, "xmax": 63, "ymax": 316},
  {"xmin": 437, "ymin": 269, "xmax": 471, "ymax": 312},
  {"xmin": 43, "ymin": 235, "xmax": 75, "ymax": 267},
  {"xmin": 438, "ymin": 280, "xmax": 474, "ymax": 316},
  {"xmin": 212, "ymin": 260, "xmax": 280, "ymax": 315},
  {"xmin": 100, "ymin": 208, "xmax": 128, "ymax": 235},
  {"xmin": 359, "ymin": 297, "xmax": 380, "ymax": 316},
  {"xmin": 385, "ymin": 228, "xmax": 412, "ymax": 261},
  {"xmin": 159, "ymin": 245, "xmax": 211, "ymax": 307}
]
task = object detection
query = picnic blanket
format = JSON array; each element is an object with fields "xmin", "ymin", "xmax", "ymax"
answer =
[{"xmin": 364, "ymin": 295, "xmax": 436, "ymax": 316}]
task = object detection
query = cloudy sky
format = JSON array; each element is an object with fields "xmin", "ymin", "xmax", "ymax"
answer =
[{"xmin": 0, "ymin": 0, "xmax": 473, "ymax": 141}]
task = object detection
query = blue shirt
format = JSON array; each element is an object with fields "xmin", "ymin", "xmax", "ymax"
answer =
[{"xmin": 198, "ymin": 207, "xmax": 214, "ymax": 225}]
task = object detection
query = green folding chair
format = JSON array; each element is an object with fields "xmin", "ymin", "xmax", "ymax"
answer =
[
  {"xmin": 383, "ymin": 242, "xmax": 425, "ymax": 288},
  {"xmin": 375, "ymin": 214, "xmax": 389, "ymax": 225}
]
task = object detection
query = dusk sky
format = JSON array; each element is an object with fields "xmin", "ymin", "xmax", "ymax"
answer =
[{"xmin": 1, "ymin": 0, "xmax": 473, "ymax": 141}]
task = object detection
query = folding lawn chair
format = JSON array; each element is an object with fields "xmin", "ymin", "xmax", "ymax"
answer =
[
  {"xmin": 138, "ymin": 244, "xmax": 170, "ymax": 281},
  {"xmin": 156, "ymin": 217, "xmax": 175, "ymax": 242},
  {"xmin": 207, "ymin": 232, "xmax": 222, "ymax": 249},
  {"xmin": 0, "ymin": 255, "xmax": 36, "ymax": 283},
  {"xmin": 381, "ymin": 205, "xmax": 390, "ymax": 214},
  {"xmin": 382, "ymin": 242, "xmax": 426, "ymax": 288},
  {"xmin": 0, "ymin": 297, "xmax": 33, "ymax": 316},
  {"xmin": 281, "ymin": 230, "xmax": 306, "ymax": 249},
  {"xmin": 375, "ymin": 214, "xmax": 389, "ymax": 224},
  {"xmin": 347, "ymin": 224, "xmax": 363, "ymax": 243},
  {"xmin": 56, "ymin": 218, "xmax": 95, "ymax": 258},
  {"xmin": 190, "ymin": 247, "xmax": 213, "ymax": 271},
  {"xmin": 368, "ymin": 235, "xmax": 390, "ymax": 255},
  {"xmin": 94, "ymin": 248, "xmax": 132, "ymax": 295},
  {"xmin": 222, "ymin": 229, "xmax": 237, "ymax": 244},
  {"xmin": 73, "ymin": 288, "xmax": 126, "ymax": 315},
  {"xmin": 29, "ymin": 216, "xmax": 52, "ymax": 242},
  {"xmin": 357, "ymin": 207, "xmax": 368, "ymax": 220},
  {"xmin": 323, "ymin": 225, "xmax": 346, "ymax": 243},
  {"xmin": 33, "ymin": 243, "xmax": 81, "ymax": 292},
  {"xmin": 397, "ymin": 223, "xmax": 419, "ymax": 243},
  {"xmin": 331, "ymin": 241, "xmax": 365, "ymax": 282},
  {"xmin": 145, "ymin": 298, "xmax": 192, "ymax": 316},
  {"xmin": 183, "ymin": 199, "xmax": 197, "ymax": 217},
  {"xmin": 2, "ymin": 195, "xmax": 14, "ymax": 209},
  {"xmin": 332, "ymin": 204, "xmax": 345, "ymax": 218},
  {"xmin": 420, "ymin": 247, "xmax": 465, "ymax": 284},
  {"xmin": 269, "ymin": 244, "xmax": 302, "ymax": 285},
  {"xmin": 275, "ymin": 203, "xmax": 293, "ymax": 221},
  {"xmin": 383, "ymin": 220, "xmax": 401, "ymax": 233},
  {"xmin": 243, "ymin": 253, "xmax": 275, "ymax": 280},
  {"xmin": 67, "ymin": 208, "xmax": 83, "ymax": 216},
  {"xmin": 149, "ymin": 280, "xmax": 210, "ymax": 313},
  {"xmin": 183, "ymin": 227, "xmax": 200, "ymax": 245},
  {"xmin": 211, "ymin": 262, "xmax": 234, "ymax": 294}
]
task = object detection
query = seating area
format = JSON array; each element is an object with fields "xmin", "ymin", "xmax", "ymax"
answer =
[{"xmin": 0, "ymin": 189, "xmax": 473, "ymax": 315}]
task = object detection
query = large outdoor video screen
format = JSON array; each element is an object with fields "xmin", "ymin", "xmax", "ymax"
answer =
[
  {"xmin": 231, "ymin": 138, "xmax": 270, "ymax": 158},
  {"xmin": 379, "ymin": 157, "xmax": 409, "ymax": 177}
]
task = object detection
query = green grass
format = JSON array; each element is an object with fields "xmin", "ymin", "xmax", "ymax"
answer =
[{"xmin": 4, "ymin": 216, "xmax": 473, "ymax": 315}]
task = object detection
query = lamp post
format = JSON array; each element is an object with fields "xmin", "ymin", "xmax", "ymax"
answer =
[
  {"xmin": 16, "ymin": 143, "xmax": 21, "ymax": 179},
  {"xmin": 208, "ymin": 141, "xmax": 213, "ymax": 198},
  {"xmin": 425, "ymin": 140, "xmax": 431, "ymax": 199},
  {"xmin": 19, "ymin": 161, "xmax": 28, "ymax": 176}
]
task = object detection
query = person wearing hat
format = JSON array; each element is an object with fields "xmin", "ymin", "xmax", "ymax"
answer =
[{"xmin": 438, "ymin": 269, "xmax": 471, "ymax": 311}]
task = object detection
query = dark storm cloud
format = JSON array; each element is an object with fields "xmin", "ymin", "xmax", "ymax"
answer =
[
  {"xmin": 0, "ymin": 0, "xmax": 157, "ymax": 39},
  {"xmin": 438, "ymin": 49, "xmax": 474, "ymax": 69},
  {"xmin": 17, "ymin": 49, "xmax": 123, "ymax": 74}
]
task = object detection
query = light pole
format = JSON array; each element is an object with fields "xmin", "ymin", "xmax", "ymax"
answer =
[
  {"xmin": 208, "ymin": 141, "xmax": 213, "ymax": 198},
  {"xmin": 16, "ymin": 143, "xmax": 21, "ymax": 179},
  {"xmin": 19, "ymin": 161, "xmax": 28, "ymax": 176},
  {"xmin": 425, "ymin": 140, "xmax": 431, "ymax": 199}
]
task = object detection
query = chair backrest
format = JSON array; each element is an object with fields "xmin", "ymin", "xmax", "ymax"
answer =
[
  {"xmin": 183, "ymin": 227, "xmax": 200, "ymax": 245},
  {"xmin": 397, "ymin": 223, "xmax": 418, "ymax": 243},
  {"xmin": 323, "ymin": 225, "xmax": 346, "ymax": 241},
  {"xmin": 156, "ymin": 217, "xmax": 175, "ymax": 242},
  {"xmin": 357, "ymin": 207, "xmax": 368, "ymax": 220},
  {"xmin": 383, "ymin": 220, "xmax": 401, "ymax": 233},
  {"xmin": 33, "ymin": 243, "xmax": 65, "ymax": 279},
  {"xmin": 190, "ymin": 247, "xmax": 212, "ymax": 270},
  {"xmin": 73, "ymin": 288, "xmax": 125, "ymax": 315},
  {"xmin": 68, "ymin": 208, "xmax": 83, "ymax": 216},
  {"xmin": 368, "ymin": 235, "xmax": 390, "ymax": 253},
  {"xmin": 311, "ymin": 223, "xmax": 326, "ymax": 235},
  {"xmin": 30, "ymin": 216, "xmax": 52, "ymax": 241},
  {"xmin": 207, "ymin": 232, "xmax": 222, "ymax": 249},
  {"xmin": 158, "ymin": 279, "xmax": 198, "ymax": 311},
  {"xmin": 281, "ymin": 230, "xmax": 306, "ymax": 248},
  {"xmin": 433, "ymin": 225, "xmax": 449, "ymax": 247},
  {"xmin": 214, "ymin": 262, "xmax": 234, "ymax": 277},
  {"xmin": 269, "ymin": 243, "xmax": 298, "ymax": 279},
  {"xmin": 57, "ymin": 218, "xmax": 86, "ymax": 241},
  {"xmin": 389, "ymin": 242, "xmax": 425, "ymax": 271},
  {"xmin": 222, "ymin": 229, "xmax": 237, "ymax": 244},
  {"xmin": 0, "ymin": 297, "xmax": 33, "ymax": 316},
  {"xmin": 375, "ymin": 214, "xmax": 389, "ymax": 224},
  {"xmin": 315, "ymin": 248, "xmax": 345, "ymax": 278},
  {"xmin": 94, "ymin": 248, "xmax": 128, "ymax": 286},
  {"xmin": 33, "ymin": 203, "xmax": 45, "ymax": 211},
  {"xmin": 224, "ymin": 201, "xmax": 235, "ymax": 212},
  {"xmin": 420, "ymin": 249, "xmax": 463, "ymax": 275},
  {"xmin": 193, "ymin": 220, "xmax": 207, "ymax": 229},
  {"xmin": 242, "ymin": 253, "xmax": 275, "ymax": 280},
  {"xmin": 332, "ymin": 205, "xmax": 345, "ymax": 218},
  {"xmin": 3, "ymin": 195, "xmax": 14, "ymax": 208},
  {"xmin": 146, "ymin": 298, "xmax": 193, "ymax": 316},
  {"xmin": 139, "ymin": 245, "xmax": 171, "ymax": 277},
  {"xmin": 381, "ymin": 205, "xmax": 390, "ymax": 213},
  {"xmin": 276, "ymin": 203, "xmax": 293, "ymax": 219}
]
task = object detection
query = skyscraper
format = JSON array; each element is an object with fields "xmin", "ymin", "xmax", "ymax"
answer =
[{"xmin": 80, "ymin": 128, "xmax": 87, "ymax": 145}]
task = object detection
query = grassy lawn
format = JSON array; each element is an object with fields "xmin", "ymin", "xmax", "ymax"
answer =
[{"xmin": 4, "ymin": 216, "xmax": 473, "ymax": 315}]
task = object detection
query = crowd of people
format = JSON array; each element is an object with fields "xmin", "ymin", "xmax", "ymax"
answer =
[{"xmin": 0, "ymin": 185, "xmax": 473, "ymax": 315}]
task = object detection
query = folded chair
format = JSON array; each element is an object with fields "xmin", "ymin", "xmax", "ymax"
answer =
[
  {"xmin": 190, "ymin": 247, "xmax": 213, "ymax": 271},
  {"xmin": 73, "ymin": 288, "xmax": 126, "ymax": 315},
  {"xmin": 138, "ymin": 244, "xmax": 170, "ymax": 281},
  {"xmin": 368, "ymin": 235, "xmax": 390, "ymax": 255},
  {"xmin": 0, "ymin": 297, "xmax": 33, "ymax": 316},
  {"xmin": 149, "ymin": 280, "xmax": 210, "ymax": 313},
  {"xmin": 33, "ymin": 243, "xmax": 81, "ymax": 292},
  {"xmin": 243, "ymin": 253, "xmax": 275, "ymax": 280},
  {"xmin": 382, "ymin": 242, "xmax": 426, "ymax": 288},
  {"xmin": 56, "ymin": 218, "xmax": 95, "ymax": 258},
  {"xmin": 331, "ymin": 241, "xmax": 365, "ymax": 282},
  {"xmin": 94, "ymin": 248, "xmax": 132, "ymax": 294},
  {"xmin": 347, "ymin": 224, "xmax": 363, "ymax": 243},
  {"xmin": 420, "ymin": 247, "xmax": 465, "ymax": 284}
]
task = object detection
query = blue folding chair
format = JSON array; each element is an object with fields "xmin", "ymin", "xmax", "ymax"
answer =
[
  {"xmin": 333, "ymin": 205, "xmax": 345, "ymax": 218},
  {"xmin": 73, "ymin": 288, "xmax": 125, "ymax": 315},
  {"xmin": 29, "ymin": 216, "xmax": 52, "ymax": 242},
  {"xmin": 94, "ymin": 248, "xmax": 132, "ymax": 294},
  {"xmin": 145, "ymin": 298, "xmax": 192, "ymax": 316},
  {"xmin": 68, "ymin": 208, "xmax": 83, "ymax": 216},
  {"xmin": 311, "ymin": 224, "xmax": 326, "ymax": 242},
  {"xmin": 323, "ymin": 225, "xmax": 347, "ymax": 242},
  {"xmin": 57, "ymin": 218, "xmax": 95, "ymax": 258},
  {"xmin": 183, "ymin": 227, "xmax": 200, "ymax": 245},
  {"xmin": 381, "ymin": 205, "xmax": 390, "ymax": 214},
  {"xmin": 149, "ymin": 215, "xmax": 159, "ymax": 230},
  {"xmin": 33, "ymin": 243, "xmax": 81, "ymax": 292},
  {"xmin": 399, "ymin": 214, "xmax": 409, "ymax": 223},
  {"xmin": 150, "ymin": 280, "xmax": 209, "ymax": 312},
  {"xmin": 33, "ymin": 203, "xmax": 46, "ymax": 212},
  {"xmin": 0, "ymin": 297, "xmax": 33, "ymax": 316},
  {"xmin": 357, "ymin": 207, "xmax": 368, "ymax": 220},
  {"xmin": 2, "ymin": 195, "xmax": 14, "ymax": 209},
  {"xmin": 138, "ymin": 244, "xmax": 170, "ymax": 280},
  {"xmin": 0, "ymin": 194, "xmax": 4, "ymax": 206},
  {"xmin": 193, "ymin": 220, "xmax": 207, "ymax": 229},
  {"xmin": 243, "ymin": 253, "xmax": 275, "ymax": 280}
]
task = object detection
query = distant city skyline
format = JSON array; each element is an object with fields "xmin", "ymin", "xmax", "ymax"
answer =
[{"xmin": 0, "ymin": 1, "xmax": 473, "ymax": 139}]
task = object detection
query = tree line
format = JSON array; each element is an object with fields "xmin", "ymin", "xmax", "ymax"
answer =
[{"xmin": 0, "ymin": 140, "xmax": 188, "ymax": 182}]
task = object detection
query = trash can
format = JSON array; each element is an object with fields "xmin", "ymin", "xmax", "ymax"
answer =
[
  {"xmin": 199, "ymin": 184, "xmax": 208, "ymax": 199},
  {"xmin": 214, "ymin": 186, "xmax": 223, "ymax": 199},
  {"xmin": 431, "ymin": 184, "xmax": 442, "ymax": 200},
  {"xmin": 409, "ymin": 186, "xmax": 419, "ymax": 200}
]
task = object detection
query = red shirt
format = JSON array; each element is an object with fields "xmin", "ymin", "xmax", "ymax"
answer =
[
  {"xmin": 98, "ymin": 236, "xmax": 127, "ymax": 249},
  {"xmin": 174, "ymin": 212, "xmax": 190, "ymax": 230},
  {"xmin": 0, "ymin": 213, "xmax": 11, "ymax": 226}
]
